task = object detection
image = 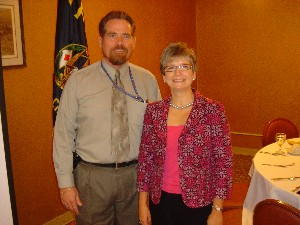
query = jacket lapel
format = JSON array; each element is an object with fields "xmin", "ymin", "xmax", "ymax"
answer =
[
  {"xmin": 182, "ymin": 92, "xmax": 206, "ymax": 135},
  {"xmin": 153, "ymin": 97, "xmax": 170, "ymax": 143}
]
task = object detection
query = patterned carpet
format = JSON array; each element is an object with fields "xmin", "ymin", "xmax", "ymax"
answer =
[
  {"xmin": 223, "ymin": 154, "xmax": 253, "ymax": 224},
  {"xmin": 233, "ymin": 154, "xmax": 253, "ymax": 183}
]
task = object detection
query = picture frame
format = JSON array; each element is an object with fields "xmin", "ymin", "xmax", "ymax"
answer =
[{"xmin": 0, "ymin": 0, "xmax": 25, "ymax": 67}]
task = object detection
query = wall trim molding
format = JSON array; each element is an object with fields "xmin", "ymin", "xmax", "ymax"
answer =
[
  {"xmin": 43, "ymin": 211, "xmax": 74, "ymax": 225},
  {"xmin": 231, "ymin": 131, "xmax": 262, "ymax": 137}
]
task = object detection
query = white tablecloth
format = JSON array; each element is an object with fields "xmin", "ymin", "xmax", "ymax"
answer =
[{"xmin": 242, "ymin": 138, "xmax": 300, "ymax": 225}]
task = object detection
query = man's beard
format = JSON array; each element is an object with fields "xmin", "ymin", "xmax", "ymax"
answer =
[{"xmin": 107, "ymin": 46, "xmax": 131, "ymax": 65}]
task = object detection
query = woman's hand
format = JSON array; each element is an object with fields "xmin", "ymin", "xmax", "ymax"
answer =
[
  {"xmin": 207, "ymin": 198, "xmax": 224, "ymax": 225},
  {"xmin": 60, "ymin": 186, "xmax": 82, "ymax": 215},
  {"xmin": 139, "ymin": 204, "xmax": 152, "ymax": 225},
  {"xmin": 207, "ymin": 209, "xmax": 223, "ymax": 225},
  {"xmin": 138, "ymin": 192, "xmax": 152, "ymax": 225}
]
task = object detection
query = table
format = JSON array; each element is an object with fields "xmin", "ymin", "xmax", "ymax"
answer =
[{"xmin": 242, "ymin": 138, "xmax": 300, "ymax": 225}]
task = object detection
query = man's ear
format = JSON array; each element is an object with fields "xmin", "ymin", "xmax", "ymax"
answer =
[
  {"xmin": 98, "ymin": 35, "xmax": 102, "ymax": 48},
  {"xmin": 133, "ymin": 36, "xmax": 137, "ymax": 49}
]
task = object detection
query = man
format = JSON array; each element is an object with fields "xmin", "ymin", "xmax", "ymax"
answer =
[{"xmin": 53, "ymin": 11, "xmax": 161, "ymax": 225}]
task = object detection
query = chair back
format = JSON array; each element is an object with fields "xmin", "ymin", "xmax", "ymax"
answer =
[
  {"xmin": 262, "ymin": 118, "xmax": 299, "ymax": 146},
  {"xmin": 253, "ymin": 199, "xmax": 300, "ymax": 225}
]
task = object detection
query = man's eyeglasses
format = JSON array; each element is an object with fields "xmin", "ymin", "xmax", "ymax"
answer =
[{"xmin": 164, "ymin": 64, "xmax": 193, "ymax": 73}]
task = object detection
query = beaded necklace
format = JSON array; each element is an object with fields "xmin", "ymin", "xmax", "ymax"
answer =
[
  {"xmin": 169, "ymin": 102, "xmax": 193, "ymax": 109},
  {"xmin": 100, "ymin": 61, "xmax": 146, "ymax": 103}
]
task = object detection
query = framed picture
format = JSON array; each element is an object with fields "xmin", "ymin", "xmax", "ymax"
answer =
[{"xmin": 0, "ymin": 0, "xmax": 25, "ymax": 66}]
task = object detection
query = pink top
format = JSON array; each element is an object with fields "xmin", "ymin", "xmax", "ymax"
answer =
[{"xmin": 162, "ymin": 125, "xmax": 184, "ymax": 194}]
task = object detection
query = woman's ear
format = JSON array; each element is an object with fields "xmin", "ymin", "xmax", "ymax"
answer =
[{"xmin": 192, "ymin": 72, "xmax": 196, "ymax": 81}]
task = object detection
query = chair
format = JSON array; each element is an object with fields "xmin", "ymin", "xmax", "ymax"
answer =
[
  {"xmin": 262, "ymin": 118, "xmax": 299, "ymax": 147},
  {"xmin": 253, "ymin": 199, "xmax": 300, "ymax": 225}
]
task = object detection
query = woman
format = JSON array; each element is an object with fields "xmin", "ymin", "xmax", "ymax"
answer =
[{"xmin": 137, "ymin": 42, "xmax": 233, "ymax": 225}]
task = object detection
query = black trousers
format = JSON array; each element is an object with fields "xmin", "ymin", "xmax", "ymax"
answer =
[{"xmin": 150, "ymin": 191, "xmax": 212, "ymax": 225}]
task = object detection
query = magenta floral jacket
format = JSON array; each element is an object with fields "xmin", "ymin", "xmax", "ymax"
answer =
[{"xmin": 137, "ymin": 91, "xmax": 233, "ymax": 208}]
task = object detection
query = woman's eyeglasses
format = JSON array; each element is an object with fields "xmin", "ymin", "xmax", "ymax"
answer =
[{"xmin": 164, "ymin": 64, "xmax": 193, "ymax": 73}]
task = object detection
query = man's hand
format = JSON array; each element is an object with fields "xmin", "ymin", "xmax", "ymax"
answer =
[{"xmin": 60, "ymin": 186, "xmax": 82, "ymax": 215}]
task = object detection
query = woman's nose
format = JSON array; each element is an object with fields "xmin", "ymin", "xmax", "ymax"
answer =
[{"xmin": 174, "ymin": 67, "xmax": 182, "ymax": 74}]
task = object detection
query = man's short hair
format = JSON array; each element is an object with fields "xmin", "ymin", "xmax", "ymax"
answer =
[{"xmin": 99, "ymin": 11, "xmax": 136, "ymax": 37}]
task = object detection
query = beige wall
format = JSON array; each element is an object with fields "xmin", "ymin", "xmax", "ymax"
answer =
[
  {"xmin": 196, "ymin": 0, "xmax": 300, "ymax": 148},
  {"xmin": 2, "ymin": 0, "xmax": 196, "ymax": 224}
]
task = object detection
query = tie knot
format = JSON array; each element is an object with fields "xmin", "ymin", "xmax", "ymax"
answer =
[
  {"xmin": 114, "ymin": 70, "xmax": 121, "ymax": 85},
  {"xmin": 115, "ymin": 70, "xmax": 120, "ymax": 79}
]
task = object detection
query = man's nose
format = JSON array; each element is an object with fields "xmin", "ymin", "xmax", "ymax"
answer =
[{"xmin": 115, "ymin": 35, "xmax": 125, "ymax": 43}]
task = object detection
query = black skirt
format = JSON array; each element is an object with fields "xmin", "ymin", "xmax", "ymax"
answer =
[{"xmin": 150, "ymin": 191, "xmax": 213, "ymax": 225}]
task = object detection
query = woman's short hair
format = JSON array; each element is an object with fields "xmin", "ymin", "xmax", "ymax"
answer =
[
  {"xmin": 99, "ymin": 11, "xmax": 136, "ymax": 37},
  {"xmin": 160, "ymin": 42, "xmax": 197, "ymax": 75}
]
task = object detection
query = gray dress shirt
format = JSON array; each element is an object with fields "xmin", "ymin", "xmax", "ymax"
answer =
[{"xmin": 53, "ymin": 60, "xmax": 161, "ymax": 188}]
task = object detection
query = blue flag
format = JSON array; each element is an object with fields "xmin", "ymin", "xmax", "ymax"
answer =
[{"xmin": 53, "ymin": 0, "xmax": 89, "ymax": 123}]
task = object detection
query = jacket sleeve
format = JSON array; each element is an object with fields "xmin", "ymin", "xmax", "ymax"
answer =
[
  {"xmin": 210, "ymin": 103, "xmax": 233, "ymax": 199},
  {"xmin": 137, "ymin": 104, "xmax": 155, "ymax": 192}
]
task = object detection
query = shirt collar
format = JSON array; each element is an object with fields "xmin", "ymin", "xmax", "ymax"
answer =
[{"xmin": 101, "ymin": 59, "xmax": 129, "ymax": 78}]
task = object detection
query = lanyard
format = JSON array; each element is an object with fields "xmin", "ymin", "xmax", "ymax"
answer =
[{"xmin": 100, "ymin": 61, "xmax": 146, "ymax": 103}]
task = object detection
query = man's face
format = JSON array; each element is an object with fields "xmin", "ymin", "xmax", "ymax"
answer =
[{"xmin": 99, "ymin": 19, "xmax": 136, "ymax": 67}]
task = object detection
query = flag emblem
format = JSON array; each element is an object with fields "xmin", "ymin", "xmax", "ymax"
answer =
[{"xmin": 54, "ymin": 44, "xmax": 88, "ymax": 90}]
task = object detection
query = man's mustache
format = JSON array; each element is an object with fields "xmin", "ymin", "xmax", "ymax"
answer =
[{"xmin": 112, "ymin": 46, "xmax": 128, "ymax": 52}]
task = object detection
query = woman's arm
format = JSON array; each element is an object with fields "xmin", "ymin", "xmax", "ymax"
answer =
[
  {"xmin": 207, "ymin": 198, "xmax": 224, "ymax": 225},
  {"xmin": 138, "ymin": 192, "xmax": 151, "ymax": 225},
  {"xmin": 211, "ymin": 102, "xmax": 233, "ymax": 199}
]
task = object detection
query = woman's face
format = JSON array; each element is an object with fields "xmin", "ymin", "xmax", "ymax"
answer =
[{"xmin": 163, "ymin": 58, "xmax": 196, "ymax": 92}]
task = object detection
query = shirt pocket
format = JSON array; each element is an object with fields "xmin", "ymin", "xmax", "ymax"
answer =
[
  {"xmin": 127, "ymin": 98, "xmax": 147, "ymax": 126},
  {"xmin": 127, "ymin": 98, "xmax": 147, "ymax": 153}
]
